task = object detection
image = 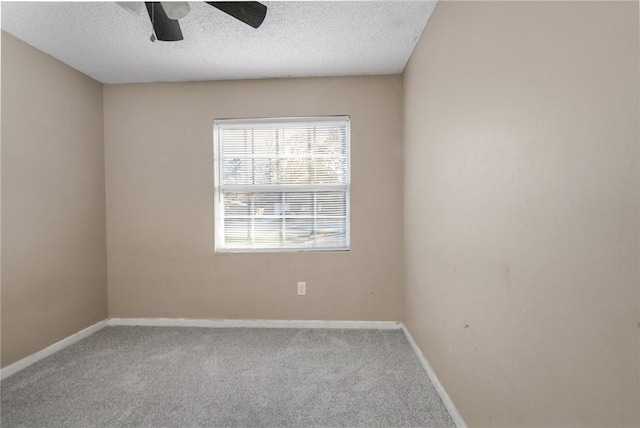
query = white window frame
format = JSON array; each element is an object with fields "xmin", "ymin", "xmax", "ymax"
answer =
[{"xmin": 213, "ymin": 116, "xmax": 351, "ymax": 253}]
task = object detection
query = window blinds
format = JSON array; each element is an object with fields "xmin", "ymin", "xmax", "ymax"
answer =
[{"xmin": 214, "ymin": 117, "xmax": 350, "ymax": 252}]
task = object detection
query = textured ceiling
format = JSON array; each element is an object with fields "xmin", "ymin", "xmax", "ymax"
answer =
[{"xmin": 1, "ymin": 1, "xmax": 437, "ymax": 84}]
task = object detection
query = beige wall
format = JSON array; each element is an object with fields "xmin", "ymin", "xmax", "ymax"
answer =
[
  {"xmin": 1, "ymin": 32, "xmax": 108, "ymax": 367},
  {"xmin": 103, "ymin": 76, "xmax": 404, "ymax": 321},
  {"xmin": 403, "ymin": 2, "xmax": 639, "ymax": 426}
]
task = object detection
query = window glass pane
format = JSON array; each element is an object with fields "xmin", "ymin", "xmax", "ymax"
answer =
[
  {"xmin": 253, "ymin": 193, "xmax": 281, "ymax": 216},
  {"xmin": 284, "ymin": 218, "xmax": 314, "ymax": 246},
  {"xmin": 220, "ymin": 129, "xmax": 252, "ymax": 157},
  {"xmin": 316, "ymin": 219, "xmax": 347, "ymax": 247},
  {"xmin": 223, "ymin": 192, "xmax": 250, "ymax": 217},
  {"xmin": 284, "ymin": 192, "xmax": 313, "ymax": 216},
  {"xmin": 254, "ymin": 219, "xmax": 282, "ymax": 247},
  {"xmin": 224, "ymin": 219, "xmax": 251, "ymax": 246},
  {"xmin": 252, "ymin": 159, "xmax": 272, "ymax": 185},
  {"xmin": 312, "ymin": 126, "xmax": 347, "ymax": 156},
  {"xmin": 277, "ymin": 158, "xmax": 310, "ymax": 185},
  {"xmin": 280, "ymin": 126, "xmax": 311, "ymax": 156},
  {"xmin": 316, "ymin": 192, "xmax": 346, "ymax": 216},
  {"xmin": 222, "ymin": 158, "xmax": 252, "ymax": 185},
  {"xmin": 252, "ymin": 129, "xmax": 279, "ymax": 157},
  {"xmin": 311, "ymin": 158, "xmax": 347, "ymax": 184}
]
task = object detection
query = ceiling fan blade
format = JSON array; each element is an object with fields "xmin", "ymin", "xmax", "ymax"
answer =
[
  {"xmin": 206, "ymin": 2, "xmax": 267, "ymax": 29},
  {"xmin": 145, "ymin": 2, "xmax": 183, "ymax": 41}
]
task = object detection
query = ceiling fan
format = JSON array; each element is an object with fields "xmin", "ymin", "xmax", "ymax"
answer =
[{"xmin": 118, "ymin": 2, "xmax": 267, "ymax": 42}]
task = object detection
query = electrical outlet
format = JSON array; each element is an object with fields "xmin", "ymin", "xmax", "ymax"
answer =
[{"xmin": 297, "ymin": 282, "xmax": 306, "ymax": 295}]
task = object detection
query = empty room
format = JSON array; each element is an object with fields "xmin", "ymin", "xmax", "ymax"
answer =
[{"xmin": 1, "ymin": 1, "xmax": 638, "ymax": 427}]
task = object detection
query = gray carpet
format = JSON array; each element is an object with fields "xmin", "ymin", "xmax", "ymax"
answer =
[{"xmin": 1, "ymin": 326, "xmax": 454, "ymax": 427}]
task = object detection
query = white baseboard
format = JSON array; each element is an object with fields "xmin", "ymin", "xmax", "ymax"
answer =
[
  {"xmin": 109, "ymin": 317, "xmax": 402, "ymax": 330},
  {"xmin": 0, "ymin": 320, "xmax": 108, "ymax": 380},
  {"xmin": 401, "ymin": 325, "xmax": 467, "ymax": 428}
]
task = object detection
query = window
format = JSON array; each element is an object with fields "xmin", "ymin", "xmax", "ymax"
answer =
[{"xmin": 214, "ymin": 116, "xmax": 350, "ymax": 252}]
